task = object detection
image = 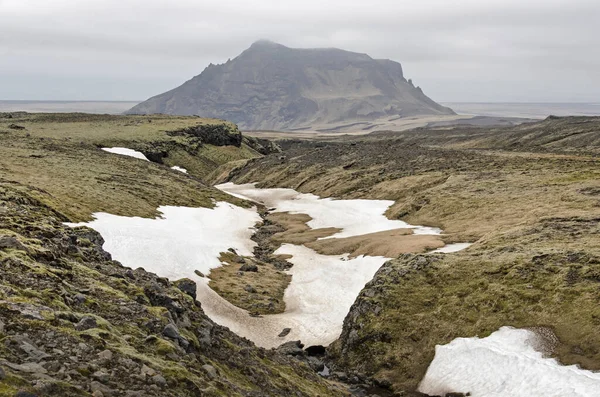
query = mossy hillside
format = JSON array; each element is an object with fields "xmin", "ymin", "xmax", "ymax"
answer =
[
  {"xmin": 229, "ymin": 120, "xmax": 600, "ymax": 242},
  {"xmin": 329, "ymin": 216, "xmax": 600, "ymax": 392},
  {"xmin": 0, "ymin": 112, "xmax": 263, "ymax": 187},
  {"xmin": 0, "ymin": 114, "xmax": 261, "ymax": 221},
  {"xmin": 224, "ymin": 117, "xmax": 600, "ymax": 393},
  {"xmin": 0, "ymin": 183, "xmax": 344, "ymax": 396}
]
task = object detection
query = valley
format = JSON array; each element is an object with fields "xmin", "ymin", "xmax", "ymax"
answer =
[{"xmin": 1, "ymin": 112, "xmax": 599, "ymax": 396}]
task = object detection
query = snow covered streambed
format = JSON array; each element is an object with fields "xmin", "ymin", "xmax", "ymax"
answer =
[
  {"xmin": 67, "ymin": 182, "xmax": 466, "ymax": 348},
  {"xmin": 418, "ymin": 327, "xmax": 600, "ymax": 396},
  {"xmin": 216, "ymin": 182, "xmax": 442, "ymax": 238}
]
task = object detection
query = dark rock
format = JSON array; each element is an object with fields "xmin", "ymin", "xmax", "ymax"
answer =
[
  {"xmin": 15, "ymin": 339, "xmax": 51, "ymax": 362},
  {"xmin": 92, "ymin": 370, "xmax": 110, "ymax": 383},
  {"xmin": 124, "ymin": 269, "xmax": 135, "ymax": 279},
  {"xmin": 197, "ymin": 321, "xmax": 213, "ymax": 346},
  {"xmin": 174, "ymin": 278, "xmax": 197, "ymax": 300},
  {"xmin": 140, "ymin": 364, "xmax": 157, "ymax": 377},
  {"xmin": 152, "ymin": 374, "xmax": 167, "ymax": 388},
  {"xmin": 202, "ymin": 364, "xmax": 218, "ymax": 380},
  {"xmin": 0, "ymin": 366, "xmax": 5, "ymax": 380},
  {"xmin": 97, "ymin": 350, "xmax": 113, "ymax": 361},
  {"xmin": 278, "ymin": 328, "xmax": 291, "ymax": 337},
  {"xmin": 162, "ymin": 323, "xmax": 180, "ymax": 339},
  {"xmin": 90, "ymin": 381, "xmax": 114, "ymax": 396},
  {"xmin": 306, "ymin": 356, "xmax": 325, "ymax": 372},
  {"xmin": 2, "ymin": 361, "xmax": 47, "ymax": 374},
  {"xmin": 0, "ymin": 236, "xmax": 27, "ymax": 251},
  {"xmin": 75, "ymin": 316, "xmax": 97, "ymax": 331},
  {"xmin": 194, "ymin": 270, "xmax": 205, "ymax": 278},
  {"xmin": 240, "ymin": 263, "xmax": 258, "ymax": 272},
  {"xmin": 177, "ymin": 336, "xmax": 190, "ymax": 351},
  {"xmin": 275, "ymin": 340, "xmax": 304, "ymax": 356},
  {"xmin": 8, "ymin": 124, "xmax": 25, "ymax": 130},
  {"xmin": 143, "ymin": 286, "xmax": 183, "ymax": 314},
  {"xmin": 73, "ymin": 293, "xmax": 86, "ymax": 304},
  {"xmin": 244, "ymin": 284, "xmax": 257, "ymax": 293},
  {"xmin": 0, "ymin": 301, "xmax": 52, "ymax": 320}
]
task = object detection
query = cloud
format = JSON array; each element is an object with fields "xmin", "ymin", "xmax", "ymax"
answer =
[{"xmin": 0, "ymin": 0, "xmax": 598, "ymax": 101}]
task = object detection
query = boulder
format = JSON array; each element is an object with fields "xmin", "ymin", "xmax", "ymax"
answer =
[
  {"xmin": 140, "ymin": 364, "xmax": 157, "ymax": 377},
  {"xmin": 162, "ymin": 323, "xmax": 180, "ymax": 340},
  {"xmin": 0, "ymin": 236, "xmax": 27, "ymax": 251},
  {"xmin": 278, "ymin": 328, "xmax": 291, "ymax": 338},
  {"xmin": 275, "ymin": 340, "xmax": 304, "ymax": 356},
  {"xmin": 174, "ymin": 278, "xmax": 197, "ymax": 300},
  {"xmin": 75, "ymin": 316, "xmax": 97, "ymax": 331},
  {"xmin": 239, "ymin": 263, "xmax": 258, "ymax": 272},
  {"xmin": 202, "ymin": 364, "xmax": 218, "ymax": 380},
  {"xmin": 152, "ymin": 374, "xmax": 167, "ymax": 388}
]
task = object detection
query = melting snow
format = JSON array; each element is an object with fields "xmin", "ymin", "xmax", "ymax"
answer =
[
  {"xmin": 66, "ymin": 203, "xmax": 260, "ymax": 277},
  {"xmin": 171, "ymin": 166, "xmax": 188, "ymax": 173},
  {"xmin": 418, "ymin": 326, "xmax": 600, "ymax": 397},
  {"xmin": 101, "ymin": 147, "xmax": 149, "ymax": 161},
  {"xmin": 216, "ymin": 182, "xmax": 441, "ymax": 237},
  {"xmin": 67, "ymin": 183, "xmax": 470, "ymax": 348},
  {"xmin": 196, "ymin": 244, "xmax": 388, "ymax": 348}
]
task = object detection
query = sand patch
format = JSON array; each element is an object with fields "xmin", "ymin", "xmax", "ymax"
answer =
[
  {"xmin": 268, "ymin": 212, "xmax": 340, "ymax": 245},
  {"xmin": 306, "ymin": 228, "xmax": 445, "ymax": 258}
]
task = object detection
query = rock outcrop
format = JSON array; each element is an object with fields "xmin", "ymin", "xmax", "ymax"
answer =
[{"xmin": 127, "ymin": 40, "xmax": 454, "ymax": 131}]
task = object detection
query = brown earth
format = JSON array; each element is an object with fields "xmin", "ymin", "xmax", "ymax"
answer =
[{"xmin": 306, "ymin": 229, "xmax": 445, "ymax": 258}]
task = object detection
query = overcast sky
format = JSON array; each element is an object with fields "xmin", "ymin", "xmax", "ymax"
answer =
[{"xmin": 1, "ymin": 0, "xmax": 599, "ymax": 102}]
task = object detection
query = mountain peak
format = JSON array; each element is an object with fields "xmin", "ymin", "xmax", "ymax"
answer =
[
  {"xmin": 249, "ymin": 39, "xmax": 287, "ymax": 50},
  {"xmin": 127, "ymin": 42, "xmax": 454, "ymax": 130}
]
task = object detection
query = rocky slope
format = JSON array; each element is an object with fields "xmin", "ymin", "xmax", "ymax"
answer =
[
  {"xmin": 0, "ymin": 183, "xmax": 344, "ymax": 396},
  {"xmin": 126, "ymin": 40, "xmax": 454, "ymax": 131}
]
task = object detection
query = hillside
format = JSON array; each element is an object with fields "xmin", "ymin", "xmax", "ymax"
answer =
[
  {"xmin": 126, "ymin": 40, "xmax": 454, "ymax": 131},
  {"xmin": 0, "ymin": 113, "xmax": 345, "ymax": 396},
  {"xmin": 220, "ymin": 117, "xmax": 600, "ymax": 393}
]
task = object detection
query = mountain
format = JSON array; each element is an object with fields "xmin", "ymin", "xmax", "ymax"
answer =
[{"xmin": 126, "ymin": 40, "xmax": 454, "ymax": 131}]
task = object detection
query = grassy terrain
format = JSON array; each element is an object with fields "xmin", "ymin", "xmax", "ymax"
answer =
[
  {"xmin": 0, "ymin": 113, "xmax": 259, "ymax": 221},
  {"xmin": 225, "ymin": 117, "xmax": 600, "ymax": 393},
  {"xmin": 209, "ymin": 252, "xmax": 291, "ymax": 315}
]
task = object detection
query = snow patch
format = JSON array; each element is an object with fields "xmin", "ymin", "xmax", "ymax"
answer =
[
  {"xmin": 101, "ymin": 147, "xmax": 149, "ymax": 161},
  {"xmin": 197, "ymin": 245, "xmax": 388, "ymax": 348},
  {"xmin": 171, "ymin": 166, "xmax": 188, "ymax": 173},
  {"xmin": 66, "ymin": 203, "xmax": 260, "ymax": 277},
  {"xmin": 216, "ymin": 182, "xmax": 441, "ymax": 237},
  {"xmin": 430, "ymin": 243, "xmax": 472, "ymax": 253},
  {"xmin": 66, "ymin": 183, "xmax": 469, "ymax": 348},
  {"xmin": 418, "ymin": 326, "xmax": 600, "ymax": 397}
]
